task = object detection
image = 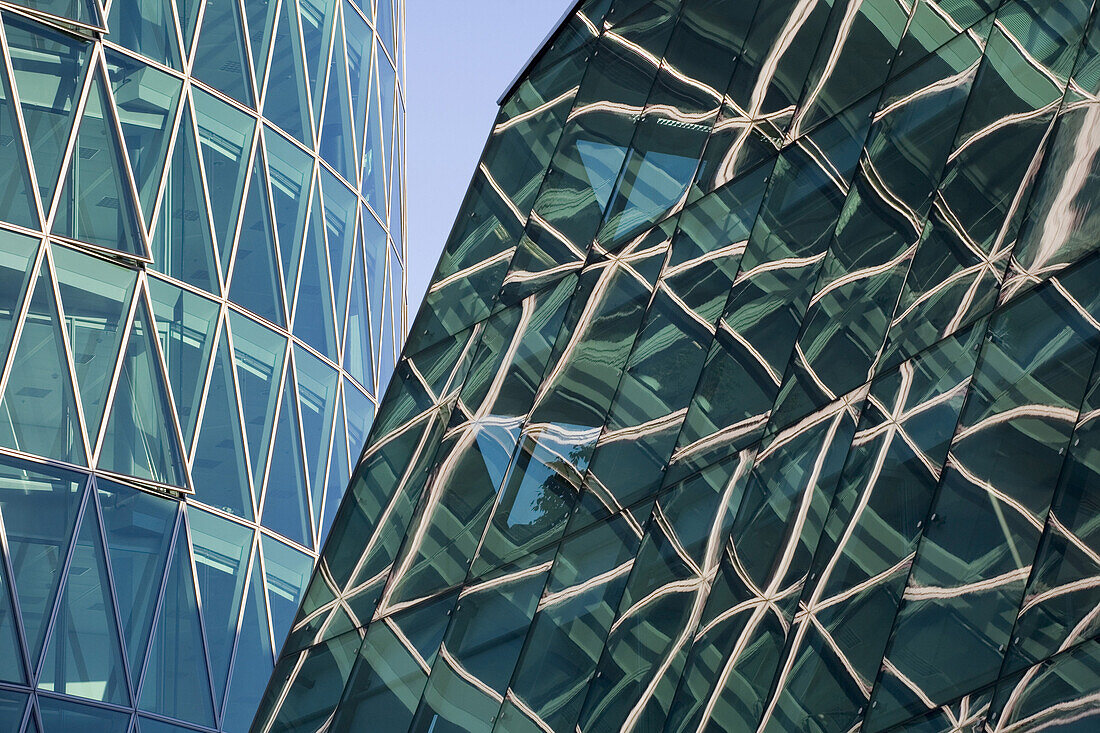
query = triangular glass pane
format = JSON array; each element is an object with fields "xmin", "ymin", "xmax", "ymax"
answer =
[
  {"xmin": 0, "ymin": 459, "xmax": 84, "ymax": 667},
  {"xmin": 378, "ymin": 256, "xmax": 395, "ymax": 393},
  {"xmin": 0, "ymin": 551, "xmax": 23, "ymax": 684},
  {"xmin": 39, "ymin": 499, "xmax": 128, "ymax": 704},
  {"xmin": 259, "ymin": 534, "xmax": 311, "ymax": 639},
  {"xmin": 228, "ymin": 311, "xmax": 286, "ymax": 488},
  {"xmin": 376, "ymin": 38, "xmax": 395, "ymax": 177},
  {"xmin": 192, "ymin": 88, "xmax": 254, "ymax": 279},
  {"xmin": 262, "ymin": 0, "xmax": 312, "ymax": 145},
  {"xmin": 188, "ymin": 508, "xmax": 251, "ymax": 707},
  {"xmin": 243, "ymin": 0, "xmax": 278, "ymax": 99},
  {"xmin": 0, "ymin": 689, "xmax": 27, "ymax": 732},
  {"xmin": 175, "ymin": 0, "xmax": 201, "ymax": 56},
  {"xmin": 388, "ymin": 111, "xmax": 403, "ymax": 246},
  {"xmin": 150, "ymin": 103, "xmax": 219, "ymax": 295},
  {"xmin": 360, "ymin": 53, "xmax": 386, "ymax": 210},
  {"xmin": 52, "ymin": 244, "xmax": 136, "ymax": 443},
  {"xmin": 37, "ymin": 696, "xmax": 128, "ymax": 732},
  {"xmin": 375, "ymin": 0, "xmax": 394, "ymax": 59},
  {"xmin": 343, "ymin": 3, "xmax": 372, "ymax": 152},
  {"xmin": 0, "ymin": 260, "xmax": 85, "ymax": 466},
  {"xmin": 294, "ymin": 345, "xmax": 339, "ymax": 496},
  {"xmin": 148, "ymin": 278, "xmax": 219, "ymax": 450},
  {"xmin": 362, "ymin": 209, "xmax": 386, "ymax": 375},
  {"xmin": 320, "ymin": 398, "xmax": 348, "ymax": 539},
  {"xmin": 137, "ymin": 717, "xmax": 197, "ymax": 733},
  {"xmin": 97, "ymin": 478, "xmax": 176, "ymax": 689},
  {"xmin": 260, "ymin": 376, "xmax": 311, "ymax": 547},
  {"xmin": 298, "ymin": 0, "xmax": 336, "ymax": 125},
  {"xmin": 219, "ymin": 554, "xmax": 273, "ymax": 732},
  {"xmin": 137, "ymin": 520, "xmax": 215, "ymax": 726},
  {"xmin": 98, "ymin": 297, "xmax": 187, "ymax": 488},
  {"xmin": 0, "ymin": 45, "xmax": 38, "ymax": 229},
  {"xmin": 190, "ymin": 324, "xmax": 253, "ymax": 519},
  {"xmin": 229, "ymin": 154, "xmax": 284, "ymax": 326},
  {"xmin": 320, "ymin": 169, "xmax": 357, "ymax": 331},
  {"xmin": 4, "ymin": 14, "xmax": 89, "ymax": 212},
  {"xmin": 343, "ymin": 235, "xmax": 372, "ymax": 390},
  {"xmin": 263, "ymin": 127, "xmax": 312, "ymax": 299},
  {"xmin": 104, "ymin": 51, "xmax": 182, "ymax": 222},
  {"xmin": 342, "ymin": 376, "xmax": 373, "ymax": 456},
  {"xmin": 292, "ymin": 187, "xmax": 338, "ymax": 360},
  {"xmin": 0, "ymin": 231, "xmax": 38, "ymax": 372},
  {"xmin": 318, "ymin": 15, "xmax": 356, "ymax": 181},
  {"xmin": 191, "ymin": 0, "xmax": 254, "ymax": 106},
  {"xmin": 53, "ymin": 68, "xmax": 145, "ymax": 258},
  {"xmin": 106, "ymin": 0, "xmax": 182, "ymax": 69}
]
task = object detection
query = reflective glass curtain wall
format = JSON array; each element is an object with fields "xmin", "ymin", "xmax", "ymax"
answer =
[
  {"xmin": 0, "ymin": 0, "xmax": 405, "ymax": 731},
  {"xmin": 255, "ymin": 0, "xmax": 1100, "ymax": 731}
]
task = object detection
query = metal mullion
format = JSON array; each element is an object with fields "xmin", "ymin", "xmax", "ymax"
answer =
[
  {"xmin": 137, "ymin": 272, "xmax": 196, "ymax": 492},
  {"xmin": 252, "ymin": 341, "xmax": 293, "ymax": 522},
  {"xmin": 216, "ymin": 536, "xmax": 263, "ymax": 724},
  {"xmin": 177, "ymin": 509, "xmax": 227, "ymax": 730},
  {"xmin": 32, "ymin": 477, "xmax": 93, "ymax": 682},
  {"xmin": 87, "ymin": 476, "xmax": 140, "ymax": 706},
  {"xmin": 94, "ymin": 45, "xmax": 157, "ymax": 259},
  {"xmin": 183, "ymin": 0, "xmax": 212, "ymax": 73},
  {"xmin": 255, "ymin": 0, "xmax": 284, "ymax": 113},
  {"xmin": 220, "ymin": 310, "xmax": 261, "ymax": 516},
  {"xmin": 0, "ymin": 219, "xmax": 50, "ymax": 242},
  {"xmin": 0, "ymin": 21, "xmax": 45, "ymax": 229},
  {"xmin": 316, "ymin": 154, "xmax": 357, "ymax": 196},
  {"xmin": 89, "ymin": 265, "xmax": 143, "ymax": 465},
  {"xmin": 188, "ymin": 76, "xmax": 263, "ymax": 122},
  {"xmin": 285, "ymin": 348, "xmax": 319, "ymax": 549},
  {"xmin": 255, "ymin": 128, "xmax": 294, "ymax": 329},
  {"xmin": 183, "ymin": 496, "xmax": 255, "ymax": 535},
  {"xmin": 0, "ymin": 1, "xmax": 106, "ymax": 37},
  {"xmin": 184, "ymin": 86, "xmax": 230, "ymax": 297},
  {"xmin": 186, "ymin": 307, "xmax": 229, "ymax": 467},
  {"xmin": 164, "ymin": 0, "xmax": 188, "ymax": 74},
  {"xmin": 0, "ymin": 240, "xmax": 46, "ymax": 404},
  {"xmin": 43, "ymin": 48, "xmax": 99, "ymax": 234},
  {"xmin": 232, "ymin": 0, "xmax": 262, "ymax": 114},
  {"xmin": 221, "ymin": 127, "xmax": 264, "ymax": 299},
  {"xmin": 23, "ymin": 695, "xmax": 38, "ymax": 733}
]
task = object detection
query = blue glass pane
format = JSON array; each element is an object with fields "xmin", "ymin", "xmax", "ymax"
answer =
[
  {"xmin": 191, "ymin": 0, "xmax": 254, "ymax": 106},
  {"xmin": 36, "ymin": 696, "xmax": 128, "ymax": 732},
  {"xmin": 220, "ymin": 558, "xmax": 273, "ymax": 731},
  {"xmin": 260, "ymin": 534, "xmax": 312, "ymax": 640},
  {"xmin": 228, "ymin": 311, "xmax": 286, "ymax": 489},
  {"xmin": 0, "ymin": 689, "xmax": 26, "ymax": 732},
  {"xmin": 260, "ymin": 377, "xmax": 311, "ymax": 547},
  {"xmin": 229, "ymin": 154, "xmax": 284, "ymax": 326}
]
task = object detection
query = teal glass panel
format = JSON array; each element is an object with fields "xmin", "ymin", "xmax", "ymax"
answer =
[
  {"xmin": 293, "ymin": 187, "xmax": 338, "ymax": 360},
  {"xmin": 375, "ymin": 0, "xmax": 394, "ymax": 59},
  {"xmin": 192, "ymin": 88, "xmax": 255, "ymax": 279},
  {"xmin": 262, "ymin": 126, "xmax": 312, "ymax": 304},
  {"xmin": 0, "ymin": 689, "xmax": 25, "ymax": 732},
  {"xmin": 297, "ymin": 0, "xmax": 337, "ymax": 125},
  {"xmin": 3, "ymin": 13, "xmax": 89, "ymax": 212},
  {"xmin": 97, "ymin": 478, "xmax": 176, "ymax": 690},
  {"xmin": 104, "ymin": 51, "xmax": 182, "ymax": 224},
  {"xmin": 137, "ymin": 717, "xmax": 202, "ymax": 733},
  {"xmin": 0, "ymin": 260, "xmax": 85, "ymax": 466},
  {"xmin": 191, "ymin": 0, "xmax": 254, "ymax": 106},
  {"xmin": 36, "ymin": 696, "xmax": 128, "ymax": 732},
  {"xmin": 319, "ymin": 168, "xmax": 358, "ymax": 332},
  {"xmin": 52, "ymin": 244, "xmax": 136, "ymax": 444},
  {"xmin": 359, "ymin": 53, "xmax": 386, "ymax": 213},
  {"xmin": 0, "ymin": 552, "xmax": 22, "ymax": 683},
  {"xmin": 228, "ymin": 311, "xmax": 286, "ymax": 488},
  {"xmin": 259, "ymin": 376, "xmax": 311, "ymax": 547},
  {"xmin": 137, "ymin": 516, "xmax": 215, "ymax": 726},
  {"xmin": 362, "ymin": 208, "xmax": 386, "ymax": 363},
  {"xmin": 175, "ymin": 0, "xmax": 201, "ymax": 54},
  {"xmin": 97, "ymin": 298, "xmax": 188, "ymax": 488},
  {"xmin": 259, "ymin": 534, "xmax": 311, "ymax": 640},
  {"xmin": 987, "ymin": 640, "xmax": 1100, "ymax": 731},
  {"xmin": 342, "ymin": 0, "xmax": 371, "ymax": 152},
  {"xmin": 188, "ymin": 508, "xmax": 251, "ymax": 705},
  {"xmin": 38, "ymin": 496, "xmax": 128, "ymax": 704},
  {"xmin": 342, "ymin": 230, "xmax": 373, "ymax": 390},
  {"xmin": 342, "ymin": 376, "xmax": 373, "ymax": 459},
  {"xmin": 320, "ymin": 399, "xmax": 349, "ymax": 538},
  {"xmin": 190, "ymin": 323, "xmax": 253, "ymax": 519},
  {"xmin": 318, "ymin": 15, "xmax": 356, "ymax": 181},
  {"xmin": 0, "ymin": 232, "xmax": 39, "ymax": 379},
  {"xmin": 149, "ymin": 103, "xmax": 220, "ymax": 295},
  {"xmin": 263, "ymin": 0, "xmax": 313, "ymax": 146},
  {"xmin": 228, "ymin": 153, "xmax": 285, "ymax": 326},
  {"xmin": 148, "ymin": 277, "xmax": 219, "ymax": 451},
  {"xmin": 0, "ymin": 37, "xmax": 38, "ymax": 230},
  {"xmin": 242, "ymin": 0, "xmax": 277, "ymax": 96},
  {"xmin": 106, "ymin": 0, "xmax": 181, "ymax": 68},
  {"xmin": 0, "ymin": 457, "xmax": 84, "ymax": 665},
  {"xmin": 293, "ymin": 346, "xmax": 338, "ymax": 516},
  {"xmin": 53, "ymin": 68, "xmax": 144, "ymax": 258},
  {"xmin": 220, "ymin": 556, "xmax": 274, "ymax": 731}
]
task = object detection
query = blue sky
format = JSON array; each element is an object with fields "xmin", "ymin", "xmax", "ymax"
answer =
[{"xmin": 405, "ymin": 1, "xmax": 574, "ymax": 313}]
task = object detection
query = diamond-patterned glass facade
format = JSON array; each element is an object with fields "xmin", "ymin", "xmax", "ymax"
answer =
[
  {"xmin": 0, "ymin": 0, "xmax": 405, "ymax": 730},
  {"xmin": 255, "ymin": 0, "xmax": 1100, "ymax": 731}
]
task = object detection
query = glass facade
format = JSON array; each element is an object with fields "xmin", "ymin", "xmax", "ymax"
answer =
[
  {"xmin": 254, "ymin": 0, "xmax": 1100, "ymax": 731},
  {"xmin": 0, "ymin": 0, "xmax": 405, "ymax": 730}
]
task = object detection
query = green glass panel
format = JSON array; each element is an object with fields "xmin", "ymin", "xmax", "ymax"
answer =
[
  {"xmin": 4, "ymin": 14, "xmax": 88, "ymax": 211},
  {"xmin": 219, "ymin": 557, "xmax": 274, "ymax": 731},
  {"xmin": 191, "ymin": 0, "xmax": 254, "ymax": 106},
  {"xmin": 137, "ymin": 517, "xmax": 215, "ymax": 726},
  {"xmin": 104, "ymin": 50, "xmax": 182, "ymax": 223},
  {"xmin": 242, "ymin": 0, "xmax": 277, "ymax": 96},
  {"xmin": 342, "ymin": 0, "xmax": 371, "ymax": 150},
  {"xmin": 106, "ymin": 0, "xmax": 181, "ymax": 68},
  {"xmin": 263, "ymin": 0, "xmax": 313, "ymax": 145},
  {"xmin": 0, "ymin": 689, "xmax": 26, "ymax": 732},
  {"xmin": 52, "ymin": 244, "xmax": 136, "ymax": 444},
  {"xmin": 190, "ymin": 323, "xmax": 253, "ymax": 519},
  {"xmin": 293, "ymin": 185, "xmax": 338, "ymax": 360},
  {"xmin": 263, "ymin": 126, "xmax": 312, "ymax": 301},
  {"xmin": 343, "ymin": 231, "xmax": 373, "ymax": 390},
  {"xmin": 294, "ymin": 345, "xmax": 339, "ymax": 510},
  {"xmin": 318, "ymin": 15, "xmax": 355, "ymax": 180},
  {"xmin": 39, "ymin": 496, "xmax": 128, "ymax": 704},
  {"xmin": 988, "ymin": 641, "xmax": 1100, "ymax": 731},
  {"xmin": 36, "ymin": 696, "xmax": 127, "ymax": 732},
  {"xmin": 0, "ymin": 457, "xmax": 84, "ymax": 666},
  {"xmin": 260, "ymin": 534, "xmax": 312, "ymax": 639},
  {"xmin": 260, "ymin": 375, "xmax": 311, "ymax": 547},
  {"xmin": 97, "ymin": 478, "xmax": 176, "ymax": 690},
  {"xmin": 97, "ymin": 298, "xmax": 187, "ymax": 488},
  {"xmin": 228, "ymin": 153, "xmax": 284, "ymax": 326},
  {"xmin": 320, "ymin": 168, "xmax": 358, "ymax": 332},
  {"xmin": 193, "ymin": 88, "xmax": 254, "ymax": 278},
  {"xmin": 149, "ymin": 103, "xmax": 219, "ymax": 294},
  {"xmin": 297, "ymin": 0, "xmax": 336, "ymax": 125},
  {"xmin": 188, "ymin": 507, "xmax": 251, "ymax": 706},
  {"xmin": 148, "ymin": 277, "xmax": 219, "ymax": 450},
  {"xmin": 0, "ymin": 554, "xmax": 22, "ymax": 683},
  {"xmin": 0, "ymin": 231, "xmax": 38, "ymax": 375},
  {"xmin": 0, "ymin": 38, "xmax": 38, "ymax": 229},
  {"xmin": 53, "ymin": 68, "xmax": 144, "ymax": 258},
  {"xmin": 0, "ymin": 260, "xmax": 85, "ymax": 466},
  {"xmin": 228, "ymin": 310, "xmax": 286, "ymax": 488}
]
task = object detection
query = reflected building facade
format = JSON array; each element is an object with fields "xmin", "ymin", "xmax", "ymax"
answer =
[
  {"xmin": 0, "ymin": 0, "xmax": 405, "ymax": 731},
  {"xmin": 254, "ymin": 0, "xmax": 1100, "ymax": 731}
]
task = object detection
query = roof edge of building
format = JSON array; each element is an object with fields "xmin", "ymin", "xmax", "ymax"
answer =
[{"xmin": 496, "ymin": 0, "xmax": 585, "ymax": 106}]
